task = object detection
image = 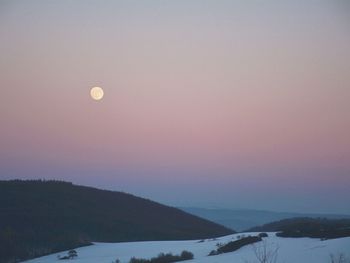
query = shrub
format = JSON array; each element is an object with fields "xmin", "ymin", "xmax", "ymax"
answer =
[
  {"xmin": 58, "ymin": 249, "xmax": 78, "ymax": 260},
  {"xmin": 215, "ymin": 242, "xmax": 223, "ymax": 248},
  {"xmin": 68, "ymin": 250, "xmax": 77, "ymax": 259},
  {"xmin": 258, "ymin": 233, "xmax": 268, "ymax": 238},
  {"xmin": 208, "ymin": 250, "xmax": 218, "ymax": 256},
  {"xmin": 180, "ymin": 251, "xmax": 193, "ymax": 260}
]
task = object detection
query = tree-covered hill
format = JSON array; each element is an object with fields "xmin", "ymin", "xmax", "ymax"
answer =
[
  {"xmin": 0, "ymin": 180, "xmax": 234, "ymax": 263},
  {"xmin": 247, "ymin": 217, "xmax": 350, "ymax": 239}
]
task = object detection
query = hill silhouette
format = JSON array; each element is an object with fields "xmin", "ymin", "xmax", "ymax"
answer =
[
  {"xmin": 180, "ymin": 207, "xmax": 350, "ymax": 231},
  {"xmin": 0, "ymin": 180, "xmax": 233, "ymax": 263}
]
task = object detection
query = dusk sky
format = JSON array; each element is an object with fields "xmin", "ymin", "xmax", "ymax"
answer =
[{"xmin": 1, "ymin": 0, "xmax": 349, "ymax": 214}]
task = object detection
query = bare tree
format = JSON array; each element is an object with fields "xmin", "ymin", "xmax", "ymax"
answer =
[
  {"xmin": 250, "ymin": 240, "xmax": 279, "ymax": 263},
  {"xmin": 330, "ymin": 253, "xmax": 350, "ymax": 263}
]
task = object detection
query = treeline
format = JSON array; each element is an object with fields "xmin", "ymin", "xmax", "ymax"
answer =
[
  {"xmin": 208, "ymin": 235, "xmax": 262, "ymax": 256},
  {"xmin": 129, "ymin": 251, "xmax": 193, "ymax": 263}
]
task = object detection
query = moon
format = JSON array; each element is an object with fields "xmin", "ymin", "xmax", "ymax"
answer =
[{"xmin": 90, "ymin": 87, "xmax": 104, "ymax": 101}]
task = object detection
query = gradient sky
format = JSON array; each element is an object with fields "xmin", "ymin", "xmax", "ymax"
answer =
[{"xmin": 1, "ymin": 0, "xmax": 349, "ymax": 213}]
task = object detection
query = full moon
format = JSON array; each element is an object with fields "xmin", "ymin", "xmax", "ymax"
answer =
[{"xmin": 90, "ymin": 87, "xmax": 104, "ymax": 101}]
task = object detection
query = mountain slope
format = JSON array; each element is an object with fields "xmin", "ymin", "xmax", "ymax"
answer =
[
  {"xmin": 180, "ymin": 207, "xmax": 350, "ymax": 231},
  {"xmin": 0, "ymin": 180, "xmax": 233, "ymax": 263}
]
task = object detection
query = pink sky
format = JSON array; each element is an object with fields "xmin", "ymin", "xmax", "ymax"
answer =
[{"xmin": 1, "ymin": 0, "xmax": 349, "ymax": 213}]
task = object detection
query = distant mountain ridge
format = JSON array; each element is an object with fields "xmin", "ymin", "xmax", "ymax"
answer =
[
  {"xmin": 180, "ymin": 207, "xmax": 350, "ymax": 231},
  {"xmin": 0, "ymin": 180, "xmax": 233, "ymax": 263}
]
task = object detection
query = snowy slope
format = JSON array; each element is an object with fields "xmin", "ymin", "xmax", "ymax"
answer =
[{"xmin": 25, "ymin": 233, "xmax": 350, "ymax": 263}]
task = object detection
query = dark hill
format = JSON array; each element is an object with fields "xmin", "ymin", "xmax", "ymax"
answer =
[
  {"xmin": 247, "ymin": 217, "xmax": 350, "ymax": 239},
  {"xmin": 0, "ymin": 180, "xmax": 234, "ymax": 263}
]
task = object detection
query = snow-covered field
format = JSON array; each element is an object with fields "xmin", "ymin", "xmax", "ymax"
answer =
[{"xmin": 25, "ymin": 233, "xmax": 350, "ymax": 263}]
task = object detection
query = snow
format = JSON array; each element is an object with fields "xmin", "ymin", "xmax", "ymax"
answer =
[{"xmin": 24, "ymin": 233, "xmax": 350, "ymax": 263}]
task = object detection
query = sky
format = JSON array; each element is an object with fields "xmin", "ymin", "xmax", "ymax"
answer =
[{"xmin": 1, "ymin": 0, "xmax": 349, "ymax": 214}]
